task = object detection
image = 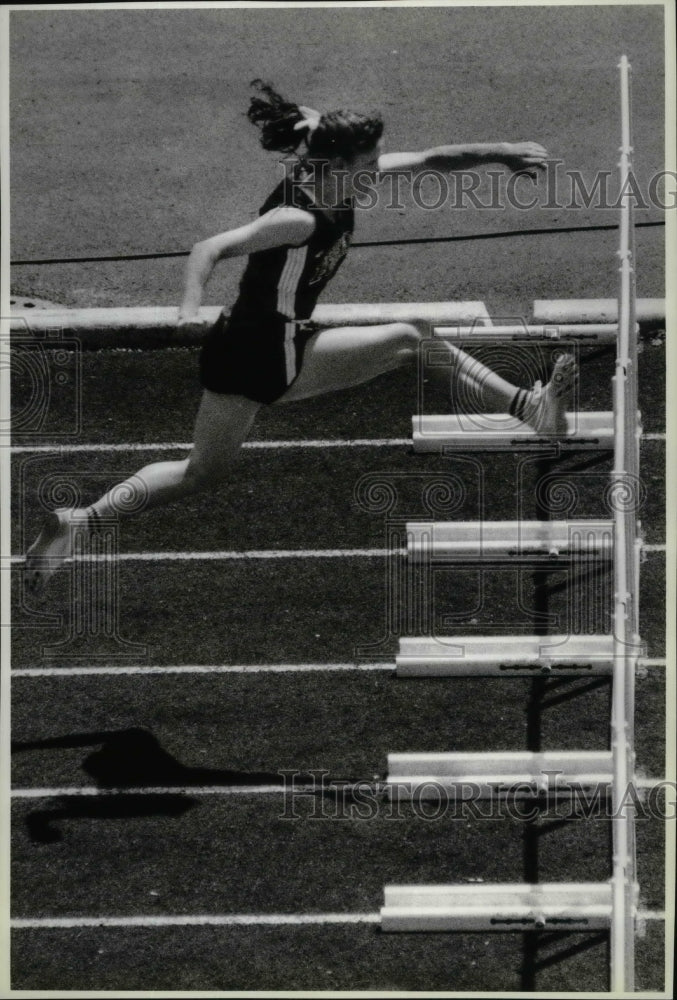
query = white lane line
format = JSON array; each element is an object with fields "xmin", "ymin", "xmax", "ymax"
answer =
[
  {"xmin": 9, "ymin": 544, "xmax": 665, "ymax": 565},
  {"xmin": 11, "ymin": 786, "xmax": 311, "ymax": 798},
  {"xmin": 9, "ymin": 433, "xmax": 665, "ymax": 453},
  {"xmin": 9, "ymin": 910, "xmax": 670, "ymax": 930},
  {"xmin": 5, "ymin": 911, "xmax": 671, "ymax": 930},
  {"xmin": 11, "ymin": 913, "xmax": 382, "ymax": 929},
  {"xmin": 10, "ymin": 658, "xmax": 667, "ymax": 679},
  {"xmin": 10, "ymin": 658, "xmax": 666, "ymax": 679},
  {"xmin": 12, "ymin": 777, "xmax": 667, "ymax": 800},
  {"xmin": 9, "ymin": 548, "xmax": 404, "ymax": 565},
  {"xmin": 10, "ymin": 439, "xmax": 411, "ymax": 453},
  {"xmin": 12, "ymin": 662, "xmax": 395, "ymax": 678}
]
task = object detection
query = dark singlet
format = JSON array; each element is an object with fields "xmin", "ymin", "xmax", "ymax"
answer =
[
  {"xmin": 200, "ymin": 171, "xmax": 355, "ymax": 403},
  {"xmin": 230, "ymin": 172, "xmax": 355, "ymax": 325}
]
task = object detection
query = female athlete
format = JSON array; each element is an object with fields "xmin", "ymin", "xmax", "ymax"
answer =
[{"xmin": 25, "ymin": 81, "xmax": 576, "ymax": 592}]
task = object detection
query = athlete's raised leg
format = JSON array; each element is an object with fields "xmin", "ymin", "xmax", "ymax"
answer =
[
  {"xmin": 279, "ymin": 322, "xmax": 576, "ymax": 435},
  {"xmin": 24, "ymin": 390, "xmax": 261, "ymax": 594},
  {"xmin": 279, "ymin": 322, "xmax": 422, "ymax": 401}
]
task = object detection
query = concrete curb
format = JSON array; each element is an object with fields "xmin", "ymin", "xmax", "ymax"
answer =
[{"xmin": 8, "ymin": 302, "xmax": 493, "ymax": 348}]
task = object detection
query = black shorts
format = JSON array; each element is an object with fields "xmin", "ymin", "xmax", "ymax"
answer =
[{"xmin": 199, "ymin": 312, "xmax": 320, "ymax": 404}]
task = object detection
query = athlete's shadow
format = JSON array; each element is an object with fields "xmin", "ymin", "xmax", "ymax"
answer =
[{"xmin": 13, "ymin": 727, "xmax": 333, "ymax": 843}]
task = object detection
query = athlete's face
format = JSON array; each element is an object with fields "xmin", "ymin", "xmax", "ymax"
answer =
[
  {"xmin": 334, "ymin": 141, "xmax": 382, "ymax": 196},
  {"xmin": 347, "ymin": 141, "xmax": 382, "ymax": 180}
]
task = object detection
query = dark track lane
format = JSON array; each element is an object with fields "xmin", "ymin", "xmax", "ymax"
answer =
[
  {"xmin": 11, "ymin": 551, "xmax": 667, "ymax": 665},
  {"xmin": 9, "ymin": 339, "xmax": 665, "ymax": 445},
  {"xmin": 11, "ymin": 440, "xmax": 667, "ymax": 553},
  {"xmin": 10, "ymin": 922, "xmax": 621, "ymax": 993},
  {"xmin": 10, "ymin": 671, "xmax": 622, "ymax": 786},
  {"xmin": 11, "ymin": 796, "xmax": 616, "ymax": 917}
]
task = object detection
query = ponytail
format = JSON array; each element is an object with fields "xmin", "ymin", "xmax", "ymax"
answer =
[
  {"xmin": 246, "ymin": 80, "xmax": 383, "ymax": 162},
  {"xmin": 246, "ymin": 79, "xmax": 307, "ymax": 154}
]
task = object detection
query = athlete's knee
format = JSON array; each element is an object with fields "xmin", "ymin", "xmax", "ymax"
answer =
[{"xmin": 182, "ymin": 458, "xmax": 229, "ymax": 493}]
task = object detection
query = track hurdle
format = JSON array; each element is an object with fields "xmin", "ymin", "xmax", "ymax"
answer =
[
  {"xmin": 412, "ymin": 411, "xmax": 615, "ymax": 451},
  {"xmin": 413, "ymin": 323, "xmax": 618, "ymax": 453},
  {"xmin": 386, "ymin": 750, "xmax": 614, "ymax": 799},
  {"xmin": 396, "ymin": 634, "xmax": 617, "ymax": 677},
  {"xmin": 382, "ymin": 57, "xmax": 654, "ymax": 994},
  {"xmin": 382, "ymin": 883, "xmax": 626, "ymax": 933}
]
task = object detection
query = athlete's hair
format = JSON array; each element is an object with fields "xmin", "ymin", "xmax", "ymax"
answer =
[{"xmin": 246, "ymin": 80, "xmax": 383, "ymax": 162}]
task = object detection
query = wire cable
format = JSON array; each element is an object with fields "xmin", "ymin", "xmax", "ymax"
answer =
[{"xmin": 9, "ymin": 219, "xmax": 664, "ymax": 267}]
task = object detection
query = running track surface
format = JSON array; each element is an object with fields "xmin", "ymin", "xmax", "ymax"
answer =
[{"xmin": 7, "ymin": 5, "xmax": 669, "ymax": 995}]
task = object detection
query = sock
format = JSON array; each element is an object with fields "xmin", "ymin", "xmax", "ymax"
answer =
[{"xmin": 509, "ymin": 388, "xmax": 529, "ymax": 421}]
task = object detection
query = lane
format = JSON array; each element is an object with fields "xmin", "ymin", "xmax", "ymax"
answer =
[
  {"xmin": 11, "ymin": 551, "xmax": 667, "ymax": 665},
  {"xmin": 11, "ymin": 441, "xmax": 668, "ymax": 553},
  {"xmin": 11, "ymin": 662, "xmax": 397, "ymax": 675},
  {"xmin": 10, "ymin": 922, "xmax": 620, "ymax": 993},
  {"xmin": 11, "ymin": 796, "xmax": 616, "ymax": 916},
  {"xmin": 10, "ymin": 340, "xmax": 666, "ymax": 446},
  {"xmin": 10, "ymin": 670, "xmax": 630, "ymax": 787},
  {"xmin": 11, "ymin": 438, "xmax": 413, "ymax": 451}
]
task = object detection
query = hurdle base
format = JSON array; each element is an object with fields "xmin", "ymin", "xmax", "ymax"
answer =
[
  {"xmin": 381, "ymin": 882, "xmax": 634, "ymax": 932},
  {"xmin": 386, "ymin": 750, "xmax": 613, "ymax": 799},
  {"xmin": 406, "ymin": 519, "xmax": 614, "ymax": 561},
  {"xmin": 412, "ymin": 412, "xmax": 614, "ymax": 451},
  {"xmin": 396, "ymin": 634, "xmax": 616, "ymax": 676}
]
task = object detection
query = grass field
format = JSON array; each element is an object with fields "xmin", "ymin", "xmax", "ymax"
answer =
[{"xmin": 6, "ymin": 3, "xmax": 671, "ymax": 995}]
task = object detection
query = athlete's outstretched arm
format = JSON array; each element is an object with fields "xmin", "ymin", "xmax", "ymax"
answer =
[
  {"xmin": 378, "ymin": 141, "xmax": 548, "ymax": 177},
  {"xmin": 177, "ymin": 208, "xmax": 315, "ymax": 327}
]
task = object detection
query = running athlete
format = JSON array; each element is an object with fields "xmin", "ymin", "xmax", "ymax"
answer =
[{"xmin": 25, "ymin": 81, "xmax": 577, "ymax": 593}]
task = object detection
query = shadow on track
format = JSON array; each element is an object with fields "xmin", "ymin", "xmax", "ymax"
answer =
[{"xmin": 12, "ymin": 727, "xmax": 374, "ymax": 843}]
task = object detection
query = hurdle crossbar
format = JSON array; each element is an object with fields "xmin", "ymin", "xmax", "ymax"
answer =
[
  {"xmin": 396, "ymin": 634, "xmax": 617, "ymax": 676},
  {"xmin": 533, "ymin": 297, "xmax": 664, "ymax": 326},
  {"xmin": 381, "ymin": 883, "xmax": 620, "ymax": 933},
  {"xmin": 386, "ymin": 751, "xmax": 614, "ymax": 798},
  {"xmin": 433, "ymin": 323, "xmax": 619, "ymax": 343}
]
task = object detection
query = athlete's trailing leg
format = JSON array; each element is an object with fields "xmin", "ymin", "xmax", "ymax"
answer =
[{"xmin": 24, "ymin": 391, "xmax": 260, "ymax": 594}]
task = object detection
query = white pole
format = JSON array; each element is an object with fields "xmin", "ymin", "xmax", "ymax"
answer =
[{"xmin": 609, "ymin": 54, "xmax": 638, "ymax": 994}]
